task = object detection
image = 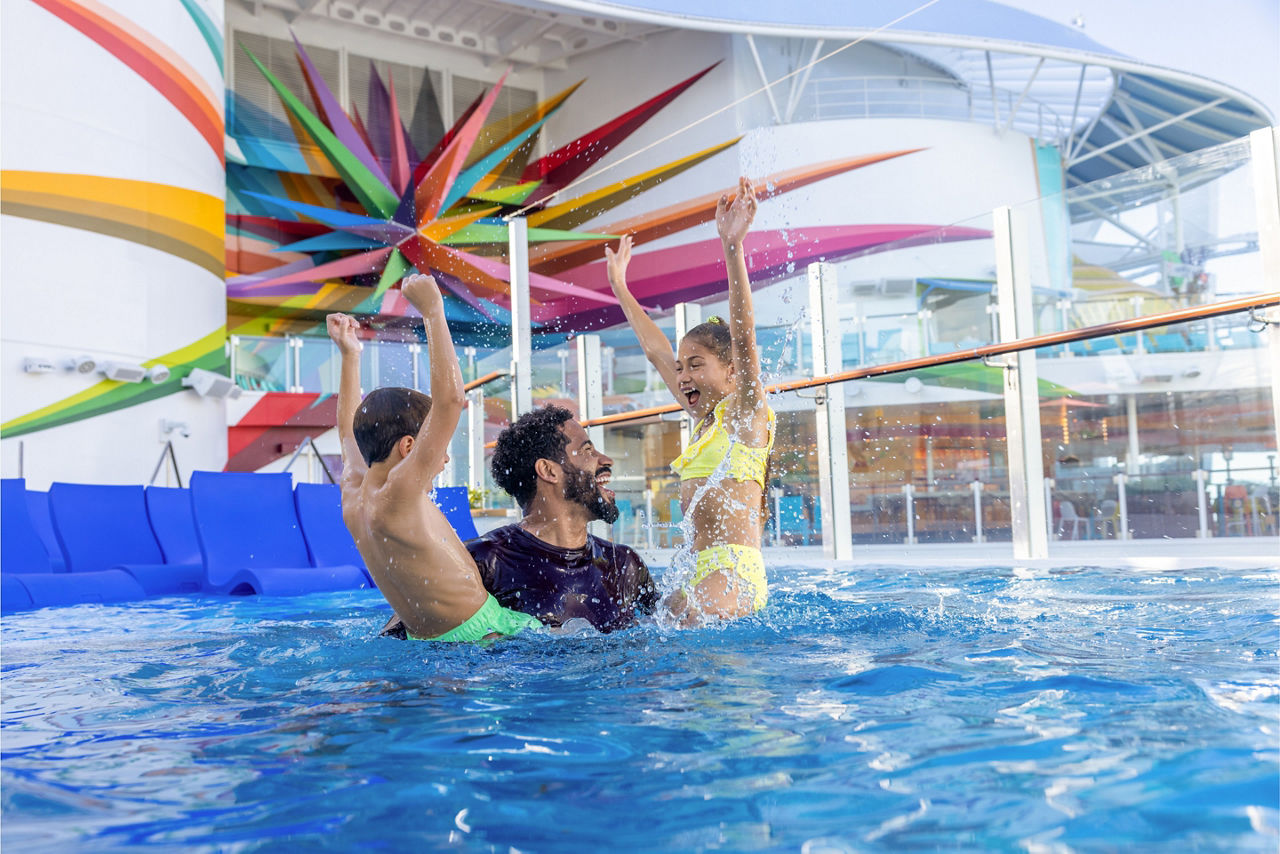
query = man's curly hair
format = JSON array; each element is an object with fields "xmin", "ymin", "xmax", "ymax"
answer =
[{"xmin": 491, "ymin": 405, "xmax": 574, "ymax": 510}]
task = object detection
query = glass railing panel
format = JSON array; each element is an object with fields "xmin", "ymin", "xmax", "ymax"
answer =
[
  {"xmin": 1038, "ymin": 309, "xmax": 1276, "ymax": 544},
  {"xmin": 597, "ymin": 415, "xmax": 685, "ymax": 550},
  {"xmin": 232, "ymin": 335, "xmax": 290, "ymax": 392},
  {"xmin": 1015, "ymin": 137, "xmax": 1262, "ymax": 348}
]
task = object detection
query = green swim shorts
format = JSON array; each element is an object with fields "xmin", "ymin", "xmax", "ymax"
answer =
[{"xmin": 409, "ymin": 593, "xmax": 541, "ymax": 642}]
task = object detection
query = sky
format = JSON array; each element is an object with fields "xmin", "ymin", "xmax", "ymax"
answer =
[{"xmin": 1002, "ymin": 0, "xmax": 1280, "ymax": 120}]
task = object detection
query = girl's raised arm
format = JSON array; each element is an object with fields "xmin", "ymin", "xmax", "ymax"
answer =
[
  {"xmin": 606, "ymin": 235, "xmax": 696, "ymax": 416},
  {"xmin": 716, "ymin": 177, "xmax": 765, "ymax": 415}
]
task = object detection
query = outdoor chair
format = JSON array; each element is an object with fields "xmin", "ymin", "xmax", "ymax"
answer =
[
  {"xmin": 1057, "ymin": 500, "xmax": 1085, "ymax": 540},
  {"xmin": 49, "ymin": 482, "xmax": 203, "ymax": 597},
  {"xmin": 189, "ymin": 471, "xmax": 369, "ymax": 596},
  {"xmin": 2, "ymin": 478, "xmax": 145, "ymax": 612},
  {"xmin": 293, "ymin": 482, "xmax": 372, "ymax": 586}
]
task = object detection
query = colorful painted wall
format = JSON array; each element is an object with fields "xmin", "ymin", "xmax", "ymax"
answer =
[{"xmin": 1, "ymin": 0, "xmax": 228, "ymax": 488}]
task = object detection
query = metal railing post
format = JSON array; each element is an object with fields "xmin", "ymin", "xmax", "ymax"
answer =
[
  {"xmin": 508, "ymin": 217, "xmax": 533, "ymax": 418},
  {"xmin": 1043, "ymin": 477, "xmax": 1055, "ymax": 542},
  {"xmin": 674, "ymin": 302, "xmax": 702, "ymax": 451},
  {"xmin": 809, "ymin": 262, "xmax": 853, "ymax": 560},
  {"xmin": 994, "ymin": 205, "xmax": 1050, "ymax": 559},
  {"xmin": 576, "ymin": 333, "xmax": 606, "ymax": 539},
  {"xmin": 971, "ymin": 479, "xmax": 984, "ymax": 543},
  {"xmin": 1194, "ymin": 469, "xmax": 1210, "ymax": 538},
  {"xmin": 1115, "ymin": 473, "xmax": 1130, "ymax": 540},
  {"xmin": 467, "ymin": 388, "xmax": 486, "ymax": 508},
  {"xmin": 903, "ymin": 483, "xmax": 915, "ymax": 545},
  {"xmin": 1249, "ymin": 128, "xmax": 1280, "ymax": 459}
]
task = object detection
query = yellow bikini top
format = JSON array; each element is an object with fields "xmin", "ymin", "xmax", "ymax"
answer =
[{"xmin": 671, "ymin": 398, "xmax": 775, "ymax": 488}]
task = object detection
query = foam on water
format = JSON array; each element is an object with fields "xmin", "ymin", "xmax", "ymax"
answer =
[{"xmin": 3, "ymin": 563, "xmax": 1277, "ymax": 851}]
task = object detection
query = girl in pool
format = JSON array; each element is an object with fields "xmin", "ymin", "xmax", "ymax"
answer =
[{"xmin": 606, "ymin": 177, "xmax": 774, "ymax": 624}]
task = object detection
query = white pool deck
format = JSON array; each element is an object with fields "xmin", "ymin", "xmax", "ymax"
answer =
[{"xmin": 636, "ymin": 536, "xmax": 1280, "ymax": 571}]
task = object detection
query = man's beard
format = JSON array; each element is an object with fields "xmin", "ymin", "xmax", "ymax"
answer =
[{"xmin": 563, "ymin": 459, "xmax": 620, "ymax": 524}]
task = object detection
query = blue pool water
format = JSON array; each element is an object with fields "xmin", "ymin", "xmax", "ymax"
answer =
[{"xmin": 3, "ymin": 563, "xmax": 1278, "ymax": 851}]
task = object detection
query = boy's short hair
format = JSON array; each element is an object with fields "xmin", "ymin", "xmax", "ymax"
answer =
[
  {"xmin": 491, "ymin": 405, "xmax": 573, "ymax": 510},
  {"xmin": 353, "ymin": 387, "xmax": 433, "ymax": 466}
]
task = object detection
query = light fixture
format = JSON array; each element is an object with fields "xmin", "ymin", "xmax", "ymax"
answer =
[
  {"xmin": 384, "ymin": 13, "xmax": 408, "ymax": 32},
  {"xmin": 147, "ymin": 365, "xmax": 172, "ymax": 384},
  {"xmin": 100, "ymin": 361, "xmax": 148, "ymax": 382},
  {"xmin": 182, "ymin": 367, "xmax": 242, "ymax": 399},
  {"xmin": 904, "ymin": 377, "xmax": 924, "ymax": 394},
  {"xmin": 65, "ymin": 354, "xmax": 97, "ymax": 374},
  {"xmin": 23, "ymin": 356, "xmax": 57, "ymax": 374}
]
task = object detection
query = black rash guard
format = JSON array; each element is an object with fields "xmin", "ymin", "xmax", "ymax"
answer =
[{"xmin": 471, "ymin": 524, "xmax": 657, "ymax": 633}]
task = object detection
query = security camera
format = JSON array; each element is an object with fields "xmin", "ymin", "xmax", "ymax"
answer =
[
  {"xmin": 147, "ymin": 365, "xmax": 172, "ymax": 383},
  {"xmin": 23, "ymin": 357, "xmax": 57, "ymax": 374},
  {"xmin": 161, "ymin": 419, "xmax": 191, "ymax": 438}
]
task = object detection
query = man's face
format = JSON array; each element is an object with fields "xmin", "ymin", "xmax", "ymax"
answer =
[{"xmin": 558, "ymin": 419, "xmax": 619, "ymax": 524}]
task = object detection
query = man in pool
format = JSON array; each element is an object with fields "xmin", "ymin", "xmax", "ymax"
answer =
[
  {"xmin": 329, "ymin": 274, "xmax": 541, "ymax": 642},
  {"xmin": 381, "ymin": 405, "xmax": 658, "ymax": 637}
]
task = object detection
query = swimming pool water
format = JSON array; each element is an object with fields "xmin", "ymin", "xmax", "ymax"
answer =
[{"xmin": 3, "ymin": 564, "xmax": 1278, "ymax": 851}]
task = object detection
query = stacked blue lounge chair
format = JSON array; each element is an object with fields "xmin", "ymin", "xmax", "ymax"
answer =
[
  {"xmin": 48, "ymin": 482, "xmax": 204, "ymax": 597},
  {"xmin": 189, "ymin": 471, "xmax": 369, "ymax": 596},
  {"xmin": 146, "ymin": 486, "xmax": 205, "ymax": 570},
  {"xmin": 293, "ymin": 482, "xmax": 373, "ymax": 586},
  {"xmin": 432, "ymin": 485, "xmax": 479, "ymax": 541},
  {"xmin": 25, "ymin": 489, "xmax": 66, "ymax": 572},
  {"xmin": 2, "ymin": 478, "xmax": 145, "ymax": 612}
]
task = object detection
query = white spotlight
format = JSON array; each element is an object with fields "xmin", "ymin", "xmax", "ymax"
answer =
[
  {"xmin": 100, "ymin": 361, "xmax": 148, "ymax": 383},
  {"xmin": 182, "ymin": 367, "xmax": 242, "ymax": 399},
  {"xmin": 65, "ymin": 354, "xmax": 97, "ymax": 374},
  {"xmin": 147, "ymin": 365, "xmax": 172, "ymax": 384}
]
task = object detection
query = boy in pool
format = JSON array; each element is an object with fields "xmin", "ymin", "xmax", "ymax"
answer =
[
  {"xmin": 327, "ymin": 274, "xmax": 541, "ymax": 642},
  {"xmin": 606, "ymin": 177, "xmax": 775, "ymax": 624}
]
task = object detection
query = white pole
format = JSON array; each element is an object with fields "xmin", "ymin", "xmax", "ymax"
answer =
[
  {"xmin": 1248, "ymin": 129, "xmax": 1280, "ymax": 462},
  {"xmin": 576, "ymin": 334, "xmax": 606, "ymax": 539},
  {"xmin": 972, "ymin": 479, "xmax": 984, "ymax": 544},
  {"xmin": 993, "ymin": 206, "xmax": 1050, "ymax": 559},
  {"xmin": 808, "ymin": 262, "xmax": 853, "ymax": 561},
  {"xmin": 467, "ymin": 388, "xmax": 486, "ymax": 508},
  {"xmin": 674, "ymin": 302, "xmax": 702, "ymax": 451},
  {"xmin": 1195, "ymin": 468, "xmax": 1210, "ymax": 538},
  {"xmin": 1115, "ymin": 472, "xmax": 1130, "ymax": 540},
  {"xmin": 508, "ymin": 217, "xmax": 533, "ymax": 418},
  {"xmin": 903, "ymin": 483, "xmax": 915, "ymax": 545}
]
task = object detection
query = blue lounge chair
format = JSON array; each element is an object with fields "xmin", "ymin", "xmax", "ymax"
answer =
[
  {"xmin": 432, "ymin": 485, "xmax": 478, "ymax": 541},
  {"xmin": 293, "ymin": 482, "xmax": 373, "ymax": 586},
  {"xmin": 145, "ymin": 487, "xmax": 203, "ymax": 567},
  {"xmin": 25, "ymin": 489, "xmax": 66, "ymax": 571},
  {"xmin": 2, "ymin": 478, "xmax": 145, "ymax": 611},
  {"xmin": 189, "ymin": 471, "xmax": 369, "ymax": 596},
  {"xmin": 48, "ymin": 482, "xmax": 203, "ymax": 597}
]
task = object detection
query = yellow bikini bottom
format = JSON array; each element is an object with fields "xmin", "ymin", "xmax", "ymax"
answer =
[{"xmin": 684, "ymin": 544, "xmax": 768, "ymax": 612}]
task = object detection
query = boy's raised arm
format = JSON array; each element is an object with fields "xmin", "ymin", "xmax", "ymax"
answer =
[
  {"xmin": 716, "ymin": 177, "xmax": 765, "ymax": 409},
  {"xmin": 397, "ymin": 273, "xmax": 465, "ymax": 488},
  {"xmin": 606, "ymin": 235, "xmax": 692, "ymax": 415},
  {"xmin": 326, "ymin": 313, "xmax": 368, "ymax": 481}
]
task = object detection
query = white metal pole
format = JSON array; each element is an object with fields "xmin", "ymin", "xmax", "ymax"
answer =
[
  {"xmin": 576, "ymin": 333, "xmax": 606, "ymax": 539},
  {"xmin": 1195, "ymin": 468, "xmax": 1210, "ymax": 538},
  {"xmin": 508, "ymin": 217, "xmax": 533, "ymax": 418},
  {"xmin": 1043, "ymin": 477, "xmax": 1055, "ymax": 542},
  {"xmin": 808, "ymin": 262, "xmax": 853, "ymax": 561},
  {"xmin": 1115, "ymin": 473, "xmax": 1130, "ymax": 540},
  {"xmin": 972, "ymin": 479, "xmax": 984, "ymax": 544},
  {"xmin": 1249, "ymin": 128, "xmax": 1280, "ymax": 460},
  {"xmin": 903, "ymin": 483, "xmax": 915, "ymax": 545},
  {"xmin": 467, "ymin": 388, "xmax": 486, "ymax": 508},
  {"xmin": 674, "ymin": 302, "xmax": 702, "ymax": 451},
  {"xmin": 994, "ymin": 205, "xmax": 1050, "ymax": 559}
]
